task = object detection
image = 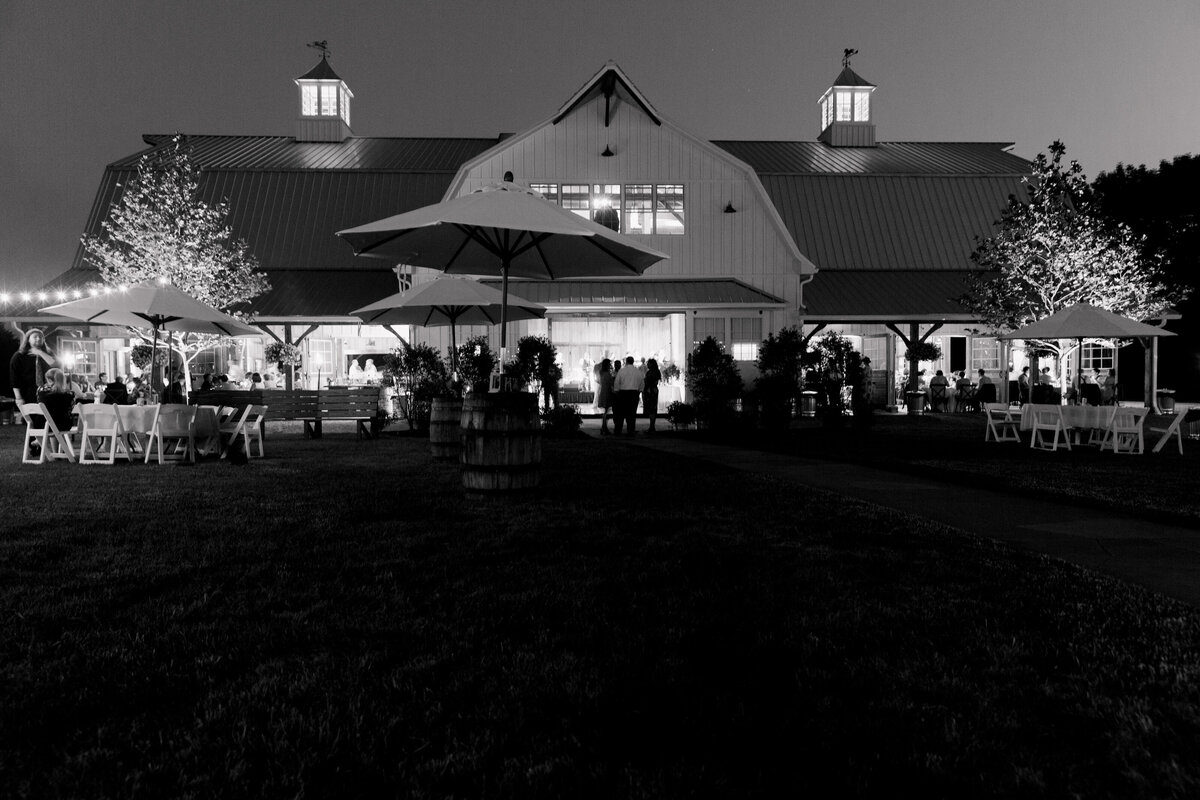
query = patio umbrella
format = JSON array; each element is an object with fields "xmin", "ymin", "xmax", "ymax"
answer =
[
  {"xmin": 351, "ymin": 277, "xmax": 545, "ymax": 373},
  {"xmin": 997, "ymin": 302, "xmax": 1175, "ymax": 400},
  {"xmin": 337, "ymin": 181, "xmax": 668, "ymax": 363},
  {"xmin": 40, "ymin": 282, "xmax": 262, "ymax": 391}
]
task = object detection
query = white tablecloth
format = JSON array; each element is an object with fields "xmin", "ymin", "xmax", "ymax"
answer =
[{"xmin": 1020, "ymin": 404, "xmax": 1115, "ymax": 432}]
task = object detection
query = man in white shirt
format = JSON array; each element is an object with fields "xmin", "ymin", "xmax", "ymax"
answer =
[{"xmin": 613, "ymin": 356, "xmax": 644, "ymax": 436}]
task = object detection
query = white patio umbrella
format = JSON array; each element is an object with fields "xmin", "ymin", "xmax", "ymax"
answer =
[
  {"xmin": 40, "ymin": 282, "xmax": 262, "ymax": 391},
  {"xmin": 997, "ymin": 302, "xmax": 1175, "ymax": 401},
  {"xmin": 351, "ymin": 277, "xmax": 545, "ymax": 373},
  {"xmin": 337, "ymin": 181, "xmax": 668, "ymax": 364}
]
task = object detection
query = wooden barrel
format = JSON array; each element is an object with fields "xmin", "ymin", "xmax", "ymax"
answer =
[
  {"xmin": 429, "ymin": 398, "xmax": 463, "ymax": 459},
  {"xmin": 460, "ymin": 392, "xmax": 542, "ymax": 491}
]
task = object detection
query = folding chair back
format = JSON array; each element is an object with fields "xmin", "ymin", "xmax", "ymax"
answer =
[
  {"xmin": 19, "ymin": 402, "xmax": 77, "ymax": 463},
  {"xmin": 145, "ymin": 404, "xmax": 197, "ymax": 464},
  {"xmin": 240, "ymin": 404, "xmax": 268, "ymax": 459},
  {"xmin": 1099, "ymin": 406, "xmax": 1149, "ymax": 454},
  {"xmin": 1030, "ymin": 406, "xmax": 1071, "ymax": 451},
  {"xmin": 984, "ymin": 403, "xmax": 1021, "ymax": 443},
  {"xmin": 956, "ymin": 386, "xmax": 977, "ymax": 413},
  {"xmin": 218, "ymin": 405, "xmax": 253, "ymax": 459},
  {"xmin": 930, "ymin": 384, "xmax": 949, "ymax": 412},
  {"xmin": 1149, "ymin": 408, "xmax": 1189, "ymax": 455},
  {"xmin": 78, "ymin": 403, "xmax": 134, "ymax": 465}
]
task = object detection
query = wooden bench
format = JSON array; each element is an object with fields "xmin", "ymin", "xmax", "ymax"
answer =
[{"xmin": 190, "ymin": 387, "xmax": 381, "ymax": 439}]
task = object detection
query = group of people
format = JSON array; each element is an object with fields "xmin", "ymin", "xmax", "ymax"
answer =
[
  {"xmin": 592, "ymin": 356, "xmax": 662, "ymax": 436},
  {"xmin": 1017, "ymin": 365, "xmax": 1117, "ymax": 406},
  {"xmin": 919, "ymin": 368, "xmax": 996, "ymax": 412}
]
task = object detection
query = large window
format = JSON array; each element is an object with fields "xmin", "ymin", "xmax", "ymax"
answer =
[
  {"xmin": 1081, "ymin": 343, "xmax": 1114, "ymax": 372},
  {"xmin": 971, "ymin": 338, "xmax": 1002, "ymax": 372},
  {"xmin": 730, "ymin": 317, "xmax": 762, "ymax": 362},
  {"xmin": 56, "ymin": 337, "xmax": 97, "ymax": 383},
  {"xmin": 301, "ymin": 83, "xmax": 346, "ymax": 125},
  {"xmin": 528, "ymin": 183, "xmax": 684, "ymax": 234},
  {"xmin": 307, "ymin": 339, "xmax": 333, "ymax": 379},
  {"xmin": 654, "ymin": 184, "xmax": 685, "ymax": 235},
  {"xmin": 693, "ymin": 318, "xmax": 725, "ymax": 348}
]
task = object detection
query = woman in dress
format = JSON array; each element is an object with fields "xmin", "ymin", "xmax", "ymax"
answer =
[
  {"xmin": 9, "ymin": 328, "xmax": 57, "ymax": 418},
  {"xmin": 642, "ymin": 358, "xmax": 662, "ymax": 434},
  {"xmin": 595, "ymin": 358, "xmax": 614, "ymax": 435}
]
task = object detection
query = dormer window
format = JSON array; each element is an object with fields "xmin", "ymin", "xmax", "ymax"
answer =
[
  {"xmin": 294, "ymin": 48, "xmax": 354, "ymax": 143},
  {"xmin": 817, "ymin": 54, "xmax": 877, "ymax": 148},
  {"xmin": 300, "ymin": 82, "xmax": 350, "ymax": 126}
]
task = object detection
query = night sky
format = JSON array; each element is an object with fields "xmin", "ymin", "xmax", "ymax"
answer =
[{"xmin": 2, "ymin": 0, "xmax": 1197, "ymax": 290}]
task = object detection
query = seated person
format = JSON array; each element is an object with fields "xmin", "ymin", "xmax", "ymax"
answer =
[
  {"xmin": 35, "ymin": 368, "xmax": 76, "ymax": 431},
  {"xmin": 163, "ymin": 371, "xmax": 186, "ymax": 404},
  {"xmin": 928, "ymin": 370, "xmax": 950, "ymax": 411},
  {"xmin": 975, "ymin": 369, "xmax": 996, "ymax": 405},
  {"xmin": 102, "ymin": 378, "xmax": 130, "ymax": 404},
  {"xmin": 199, "ymin": 373, "xmax": 213, "ymax": 391}
]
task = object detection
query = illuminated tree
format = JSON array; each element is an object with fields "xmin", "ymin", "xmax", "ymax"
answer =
[
  {"xmin": 80, "ymin": 134, "xmax": 269, "ymax": 390},
  {"xmin": 962, "ymin": 141, "xmax": 1178, "ymax": 365}
]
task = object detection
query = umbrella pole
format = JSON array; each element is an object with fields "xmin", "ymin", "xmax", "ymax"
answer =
[{"xmin": 499, "ymin": 260, "xmax": 510, "ymax": 375}]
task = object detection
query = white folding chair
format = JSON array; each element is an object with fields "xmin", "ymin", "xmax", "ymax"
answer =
[
  {"xmin": 144, "ymin": 404, "xmax": 197, "ymax": 464},
  {"xmin": 1030, "ymin": 406, "xmax": 1071, "ymax": 451},
  {"xmin": 1148, "ymin": 408, "xmax": 1189, "ymax": 455},
  {"xmin": 240, "ymin": 404, "xmax": 268, "ymax": 459},
  {"xmin": 192, "ymin": 405, "xmax": 224, "ymax": 456},
  {"xmin": 19, "ymin": 402, "xmax": 78, "ymax": 464},
  {"xmin": 1098, "ymin": 406, "xmax": 1149, "ymax": 455},
  {"xmin": 984, "ymin": 403, "xmax": 1020, "ymax": 442},
  {"xmin": 78, "ymin": 403, "xmax": 134, "ymax": 465},
  {"xmin": 218, "ymin": 405, "xmax": 252, "ymax": 459}
]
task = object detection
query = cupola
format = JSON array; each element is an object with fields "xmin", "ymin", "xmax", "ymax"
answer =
[
  {"xmin": 294, "ymin": 42, "xmax": 353, "ymax": 143},
  {"xmin": 817, "ymin": 49, "xmax": 876, "ymax": 147}
]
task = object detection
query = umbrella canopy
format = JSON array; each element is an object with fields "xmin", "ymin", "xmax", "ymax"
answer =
[
  {"xmin": 996, "ymin": 302, "xmax": 1175, "ymax": 341},
  {"xmin": 352, "ymin": 278, "xmax": 545, "ymax": 372},
  {"xmin": 337, "ymin": 181, "xmax": 668, "ymax": 359},
  {"xmin": 352, "ymin": 278, "xmax": 544, "ymax": 327},
  {"xmin": 40, "ymin": 283, "xmax": 263, "ymax": 338},
  {"xmin": 41, "ymin": 283, "xmax": 262, "ymax": 393}
]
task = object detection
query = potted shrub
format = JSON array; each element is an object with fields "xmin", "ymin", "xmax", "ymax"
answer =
[
  {"xmin": 455, "ymin": 335, "xmax": 496, "ymax": 395},
  {"xmin": 666, "ymin": 400, "xmax": 696, "ymax": 430},
  {"xmin": 685, "ymin": 336, "xmax": 742, "ymax": 430},
  {"xmin": 1157, "ymin": 388, "xmax": 1176, "ymax": 412}
]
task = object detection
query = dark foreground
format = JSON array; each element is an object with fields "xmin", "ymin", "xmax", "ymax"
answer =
[{"xmin": 1, "ymin": 426, "xmax": 1199, "ymax": 798}]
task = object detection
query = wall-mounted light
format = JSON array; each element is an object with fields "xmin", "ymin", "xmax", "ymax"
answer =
[
  {"xmin": 724, "ymin": 202, "xmax": 737, "ymax": 213},
  {"xmin": 601, "ymin": 145, "xmax": 614, "ymax": 158}
]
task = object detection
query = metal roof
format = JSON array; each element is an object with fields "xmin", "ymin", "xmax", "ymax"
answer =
[
  {"xmin": 803, "ymin": 270, "xmax": 976, "ymax": 321},
  {"xmin": 130, "ymin": 134, "xmax": 499, "ymax": 172},
  {"xmin": 238, "ymin": 269, "xmax": 402, "ymax": 319},
  {"xmin": 296, "ymin": 55, "xmax": 342, "ymax": 82},
  {"xmin": 714, "ymin": 140, "xmax": 1029, "ymax": 175},
  {"xmin": 479, "ymin": 278, "xmax": 787, "ymax": 311},
  {"xmin": 757, "ymin": 174, "xmax": 1026, "ymax": 271}
]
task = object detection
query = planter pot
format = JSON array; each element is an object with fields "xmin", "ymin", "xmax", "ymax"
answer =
[
  {"xmin": 429, "ymin": 397, "xmax": 463, "ymax": 459},
  {"xmin": 460, "ymin": 392, "xmax": 541, "ymax": 491},
  {"xmin": 905, "ymin": 391, "xmax": 926, "ymax": 416},
  {"xmin": 1158, "ymin": 393, "xmax": 1176, "ymax": 413},
  {"xmin": 799, "ymin": 390, "xmax": 818, "ymax": 418}
]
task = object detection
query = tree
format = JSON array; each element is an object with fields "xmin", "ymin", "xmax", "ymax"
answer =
[
  {"xmin": 962, "ymin": 141, "xmax": 1179, "ymax": 368},
  {"xmin": 686, "ymin": 336, "xmax": 742, "ymax": 429},
  {"xmin": 80, "ymin": 134, "xmax": 270, "ymax": 391},
  {"xmin": 1092, "ymin": 155, "xmax": 1200, "ymax": 396}
]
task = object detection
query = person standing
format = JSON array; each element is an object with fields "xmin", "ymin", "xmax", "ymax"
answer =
[
  {"xmin": 9, "ymin": 328, "xmax": 57, "ymax": 420},
  {"xmin": 613, "ymin": 356, "xmax": 644, "ymax": 436},
  {"xmin": 642, "ymin": 358, "xmax": 662, "ymax": 434},
  {"xmin": 595, "ymin": 359, "xmax": 614, "ymax": 436},
  {"xmin": 1018, "ymin": 366, "xmax": 1031, "ymax": 406}
]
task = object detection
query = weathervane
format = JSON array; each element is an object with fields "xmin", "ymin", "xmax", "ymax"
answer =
[
  {"xmin": 307, "ymin": 40, "xmax": 330, "ymax": 59},
  {"xmin": 842, "ymin": 48, "xmax": 858, "ymax": 68}
]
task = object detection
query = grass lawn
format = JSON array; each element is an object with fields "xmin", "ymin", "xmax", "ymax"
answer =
[
  {"xmin": 681, "ymin": 410, "xmax": 1200, "ymax": 526},
  {"xmin": 2, "ymin": 423, "xmax": 1200, "ymax": 798}
]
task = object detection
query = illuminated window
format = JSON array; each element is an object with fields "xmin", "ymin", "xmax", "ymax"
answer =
[
  {"xmin": 730, "ymin": 318, "xmax": 762, "ymax": 362},
  {"xmin": 530, "ymin": 183, "xmax": 559, "ymax": 203},
  {"xmin": 308, "ymin": 339, "xmax": 334, "ymax": 375},
  {"xmin": 56, "ymin": 337, "xmax": 98, "ymax": 381},
  {"xmin": 624, "ymin": 184, "xmax": 653, "ymax": 233},
  {"xmin": 971, "ymin": 338, "xmax": 1002, "ymax": 372},
  {"xmin": 301, "ymin": 85, "xmax": 318, "ymax": 116},
  {"xmin": 854, "ymin": 91, "xmax": 870, "ymax": 121},
  {"xmin": 835, "ymin": 90, "xmax": 852, "ymax": 122},
  {"xmin": 822, "ymin": 96, "xmax": 833, "ymax": 130},
  {"xmin": 592, "ymin": 184, "xmax": 621, "ymax": 231},
  {"xmin": 654, "ymin": 184, "xmax": 685, "ymax": 235},
  {"xmin": 562, "ymin": 184, "xmax": 590, "ymax": 220},
  {"xmin": 319, "ymin": 85, "xmax": 337, "ymax": 116},
  {"xmin": 694, "ymin": 318, "xmax": 725, "ymax": 347},
  {"xmin": 339, "ymin": 86, "xmax": 351, "ymax": 126},
  {"xmin": 1081, "ymin": 344, "xmax": 1114, "ymax": 371}
]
